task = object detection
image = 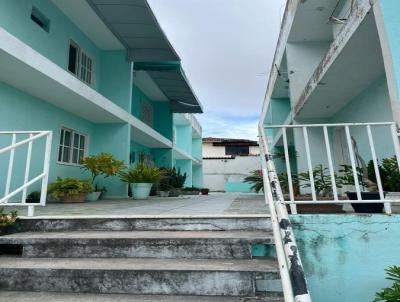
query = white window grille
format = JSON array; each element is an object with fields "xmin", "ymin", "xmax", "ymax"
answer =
[
  {"xmin": 68, "ymin": 40, "xmax": 95, "ymax": 86},
  {"xmin": 57, "ymin": 128, "xmax": 87, "ymax": 165}
]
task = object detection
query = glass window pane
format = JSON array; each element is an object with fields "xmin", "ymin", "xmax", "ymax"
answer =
[
  {"xmin": 73, "ymin": 133, "xmax": 79, "ymax": 148},
  {"xmin": 64, "ymin": 130, "xmax": 71, "ymax": 146},
  {"xmin": 79, "ymin": 150, "xmax": 84, "ymax": 163},
  {"xmin": 59, "ymin": 129, "xmax": 64, "ymax": 145},
  {"xmin": 68, "ymin": 44, "xmax": 78, "ymax": 74},
  {"xmin": 80, "ymin": 135, "xmax": 85, "ymax": 149},
  {"xmin": 72, "ymin": 148, "xmax": 78, "ymax": 164},
  {"xmin": 58, "ymin": 146, "xmax": 63, "ymax": 162},
  {"xmin": 63, "ymin": 146, "xmax": 70, "ymax": 163}
]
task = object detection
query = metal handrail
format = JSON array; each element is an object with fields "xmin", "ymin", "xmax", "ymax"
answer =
[
  {"xmin": 258, "ymin": 124, "xmax": 312, "ymax": 302},
  {"xmin": 1, "ymin": 131, "xmax": 52, "ymax": 217}
]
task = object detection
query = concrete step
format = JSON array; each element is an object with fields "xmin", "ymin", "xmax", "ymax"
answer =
[
  {"xmin": 0, "ymin": 291, "xmax": 284, "ymax": 302},
  {"xmin": 0, "ymin": 231, "xmax": 274, "ymax": 259},
  {"xmin": 9, "ymin": 216, "xmax": 271, "ymax": 233},
  {"xmin": 0, "ymin": 257, "xmax": 279, "ymax": 296}
]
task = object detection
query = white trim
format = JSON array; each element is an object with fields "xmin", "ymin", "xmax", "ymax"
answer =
[
  {"xmin": 0, "ymin": 27, "xmax": 172, "ymax": 149},
  {"xmin": 373, "ymin": 4, "xmax": 400, "ymax": 125}
]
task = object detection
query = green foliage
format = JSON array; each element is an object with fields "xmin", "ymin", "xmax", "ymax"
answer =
[
  {"xmin": 374, "ymin": 266, "xmax": 400, "ymax": 301},
  {"xmin": 159, "ymin": 182, "xmax": 173, "ymax": 191},
  {"xmin": 341, "ymin": 156, "xmax": 400, "ymax": 192},
  {"xmin": 0, "ymin": 208, "xmax": 17, "ymax": 233},
  {"xmin": 48, "ymin": 177, "xmax": 94, "ymax": 198},
  {"xmin": 182, "ymin": 187, "xmax": 201, "ymax": 192},
  {"xmin": 278, "ymin": 172, "xmax": 299, "ymax": 194},
  {"xmin": 119, "ymin": 163, "xmax": 165, "ymax": 184},
  {"xmin": 299, "ymin": 164, "xmax": 342, "ymax": 197},
  {"xmin": 243, "ymin": 170, "xmax": 264, "ymax": 193},
  {"xmin": 169, "ymin": 167, "xmax": 187, "ymax": 189},
  {"xmin": 27, "ymin": 191, "xmax": 41, "ymax": 202},
  {"xmin": 81, "ymin": 153, "xmax": 124, "ymax": 191}
]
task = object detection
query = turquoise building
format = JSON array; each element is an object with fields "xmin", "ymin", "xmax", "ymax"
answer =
[
  {"xmin": 260, "ymin": 0, "xmax": 400, "ymax": 301},
  {"xmin": 0, "ymin": 0, "xmax": 203, "ymax": 198}
]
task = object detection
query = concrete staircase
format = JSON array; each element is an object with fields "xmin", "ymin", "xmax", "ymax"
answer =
[{"xmin": 0, "ymin": 216, "xmax": 282, "ymax": 301}]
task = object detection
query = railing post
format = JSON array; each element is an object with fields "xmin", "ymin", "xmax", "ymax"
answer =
[
  {"xmin": 303, "ymin": 127, "xmax": 316, "ymax": 201},
  {"xmin": 283, "ymin": 128, "xmax": 297, "ymax": 214},
  {"xmin": 323, "ymin": 126, "xmax": 338, "ymax": 201},
  {"xmin": 22, "ymin": 133, "xmax": 33, "ymax": 204},
  {"xmin": 4, "ymin": 134, "xmax": 16, "ymax": 203},
  {"xmin": 345, "ymin": 126, "xmax": 362, "ymax": 201},
  {"xmin": 40, "ymin": 131, "xmax": 52, "ymax": 206}
]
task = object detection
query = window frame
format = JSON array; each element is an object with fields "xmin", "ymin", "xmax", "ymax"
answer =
[
  {"xmin": 57, "ymin": 127, "xmax": 89, "ymax": 167},
  {"xmin": 67, "ymin": 40, "xmax": 95, "ymax": 87}
]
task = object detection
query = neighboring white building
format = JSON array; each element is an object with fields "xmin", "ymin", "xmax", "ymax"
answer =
[{"xmin": 202, "ymin": 138, "xmax": 260, "ymax": 192}]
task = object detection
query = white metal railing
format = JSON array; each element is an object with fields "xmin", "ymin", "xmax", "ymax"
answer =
[
  {"xmin": 0, "ymin": 131, "xmax": 52, "ymax": 217},
  {"xmin": 259, "ymin": 121, "xmax": 400, "ymax": 301},
  {"xmin": 264, "ymin": 122, "xmax": 400, "ymax": 214},
  {"xmin": 259, "ymin": 124, "xmax": 312, "ymax": 302}
]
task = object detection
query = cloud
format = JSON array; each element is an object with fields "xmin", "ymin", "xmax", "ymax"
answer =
[
  {"xmin": 148, "ymin": 0, "xmax": 286, "ymax": 135},
  {"xmin": 197, "ymin": 112, "xmax": 259, "ymax": 141}
]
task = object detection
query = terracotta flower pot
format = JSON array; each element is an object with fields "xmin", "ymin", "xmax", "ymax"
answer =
[{"xmin": 61, "ymin": 193, "xmax": 86, "ymax": 203}]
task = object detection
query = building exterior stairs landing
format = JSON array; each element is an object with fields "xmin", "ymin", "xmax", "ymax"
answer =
[{"xmin": 0, "ymin": 216, "xmax": 282, "ymax": 301}]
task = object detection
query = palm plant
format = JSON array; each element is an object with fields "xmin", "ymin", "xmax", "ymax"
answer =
[
  {"xmin": 119, "ymin": 163, "xmax": 165, "ymax": 184},
  {"xmin": 299, "ymin": 164, "xmax": 342, "ymax": 197},
  {"xmin": 243, "ymin": 170, "xmax": 264, "ymax": 193},
  {"xmin": 374, "ymin": 266, "xmax": 400, "ymax": 301}
]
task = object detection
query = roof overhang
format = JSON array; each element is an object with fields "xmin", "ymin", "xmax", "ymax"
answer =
[
  {"xmin": 86, "ymin": 0, "xmax": 180, "ymax": 62},
  {"xmin": 134, "ymin": 62, "xmax": 203, "ymax": 113}
]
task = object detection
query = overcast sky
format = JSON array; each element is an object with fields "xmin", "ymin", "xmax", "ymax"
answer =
[{"xmin": 148, "ymin": 0, "xmax": 286, "ymax": 140}]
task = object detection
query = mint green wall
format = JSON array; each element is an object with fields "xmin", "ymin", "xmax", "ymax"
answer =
[
  {"xmin": 99, "ymin": 50, "xmax": 132, "ymax": 111},
  {"xmin": 0, "ymin": 0, "xmax": 101, "ymax": 90},
  {"xmin": 130, "ymin": 141, "xmax": 152, "ymax": 164},
  {"xmin": 91, "ymin": 123, "xmax": 130, "ymax": 198},
  {"xmin": 379, "ymin": 0, "xmax": 400, "ymax": 110},
  {"xmin": 153, "ymin": 102, "xmax": 173, "ymax": 140},
  {"xmin": 152, "ymin": 149, "xmax": 173, "ymax": 168},
  {"xmin": 292, "ymin": 214, "xmax": 400, "ymax": 302},
  {"xmin": 175, "ymin": 125, "xmax": 192, "ymax": 155},
  {"xmin": 331, "ymin": 76, "xmax": 394, "ymax": 160},
  {"xmin": 132, "ymin": 85, "xmax": 172, "ymax": 141},
  {"xmin": 192, "ymin": 138, "xmax": 202, "ymax": 160},
  {"xmin": 0, "ymin": 81, "xmax": 95, "ymax": 198},
  {"xmin": 192, "ymin": 165, "xmax": 203, "ymax": 188},
  {"xmin": 264, "ymin": 98, "xmax": 291, "ymax": 139},
  {"xmin": 225, "ymin": 182, "xmax": 254, "ymax": 193},
  {"xmin": 175, "ymin": 159, "xmax": 192, "ymax": 187}
]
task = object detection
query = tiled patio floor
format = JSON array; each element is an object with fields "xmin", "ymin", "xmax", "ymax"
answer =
[{"xmin": 8, "ymin": 193, "xmax": 269, "ymax": 217}]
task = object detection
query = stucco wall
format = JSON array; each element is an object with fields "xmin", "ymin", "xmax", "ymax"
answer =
[
  {"xmin": 292, "ymin": 214, "xmax": 400, "ymax": 302},
  {"xmin": 203, "ymin": 156, "xmax": 260, "ymax": 192}
]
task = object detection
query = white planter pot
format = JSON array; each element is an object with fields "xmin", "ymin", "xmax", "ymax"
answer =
[
  {"xmin": 131, "ymin": 183, "xmax": 153, "ymax": 200},
  {"xmin": 159, "ymin": 191, "xmax": 170, "ymax": 197},
  {"xmin": 86, "ymin": 191, "xmax": 101, "ymax": 201}
]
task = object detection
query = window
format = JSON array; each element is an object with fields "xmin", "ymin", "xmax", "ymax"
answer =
[
  {"xmin": 68, "ymin": 41, "xmax": 94, "ymax": 86},
  {"xmin": 31, "ymin": 7, "xmax": 50, "ymax": 32},
  {"xmin": 225, "ymin": 145, "xmax": 249, "ymax": 156},
  {"xmin": 140, "ymin": 100, "xmax": 154, "ymax": 127},
  {"xmin": 58, "ymin": 128, "xmax": 87, "ymax": 165}
]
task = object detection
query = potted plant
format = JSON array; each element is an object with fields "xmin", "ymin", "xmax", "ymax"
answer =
[
  {"xmin": 201, "ymin": 188, "xmax": 210, "ymax": 195},
  {"xmin": 159, "ymin": 182, "xmax": 172, "ymax": 197},
  {"xmin": 81, "ymin": 153, "xmax": 124, "ymax": 201},
  {"xmin": 48, "ymin": 177, "xmax": 93, "ymax": 203},
  {"xmin": 26, "ymin": 191, "xmax": 41, "ymax": 203},
  {"xmin": 169, "ymin": 168, "xmax": 187, "ymax": 197},
  {"xmin": 119, "ymin": 163, "xmax": 165, "ymax": 200},
  {"xmin": 0, "ymin": 208, "xmax": 17, "ymax": 235},
  {"xmin": 182, "ymin": 187, "xmax": 201, "ymax": 195},
  {"xmin": 339, "ymin": 137, "xmax": 383, "ymax": 213}
]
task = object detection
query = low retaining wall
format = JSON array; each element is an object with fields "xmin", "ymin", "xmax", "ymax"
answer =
[{"xmin": 291, "ymin": 214, "xmax": 400, "ymax": 302}]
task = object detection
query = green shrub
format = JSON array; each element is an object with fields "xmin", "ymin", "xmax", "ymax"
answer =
[
  {"xmin": 0, "ymin": 208, "xmax": 17, "ymax": 234},
  {"xmin": 48, "ymin": 177, "xmax": 93, "ymax": 198},
  {"xmin": 119, "ymin": 163, "xmax": 165, "ymax": 184},
  {"xmin": 81, "ymin": 153, "xmax": 124, "ymax": 191},
  {"xmin": 374, "ymin": 266, "xmax": 400, "ymax": 301},
  {"xmin": 243, "ymin": 170, "xmax": 264, "ymax": 193}
]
